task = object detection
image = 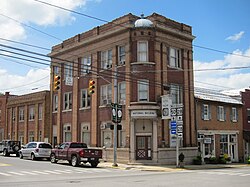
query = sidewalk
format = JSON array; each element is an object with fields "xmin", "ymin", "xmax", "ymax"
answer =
[{"xmin": 98, "ymin": 161, "xmax": 249, "ymax": 172}]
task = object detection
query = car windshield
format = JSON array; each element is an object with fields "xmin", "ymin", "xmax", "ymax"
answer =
[
  {"xmin": 39, "ymin": 143, "xmax": 52, "ymax": 149},
  {"xmin": 69, "ymin": 143, "xmax": 87, "ymax": 148},
  {"xmin": 9, "ymin": 141, "xmax": 20, "ymax": 146}
]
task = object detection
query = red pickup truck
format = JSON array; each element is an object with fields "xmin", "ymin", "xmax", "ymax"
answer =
[{"xmin": 50, "ymin": 142, "xmax": 102, "ymax": 167}]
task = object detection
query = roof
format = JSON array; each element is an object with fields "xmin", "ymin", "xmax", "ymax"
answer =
[{"xmin": 194, "ymin": 87, "xmax": 242, "ymax": 105}]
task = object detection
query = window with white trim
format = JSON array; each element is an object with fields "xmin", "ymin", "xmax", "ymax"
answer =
[
  {"xmin": 63, "ymin": 123, "xmax": 72, "ymax": 142},
  {"xmin": 169, "ymin": 48, "xmax": 181, "ymax": 68},
  {"xmin": 231, "ymin": 107, "xmax": 237, "ymax": 122},
  {"xmin": 38, "ymin": 104, "xmax": 42, "ymax": 120},
  {"xmin": 100, "ymin": 84, "xmax": 112, "ymax": 105},
  {"xmin": 137, "ymin": 41, "xmax": 148, "ymax": 62},
  {"xmin": 170, "ymin": 84, "xmax": 183, "ymax": 104},
  {"xmin": 19, "ymin": 107, "xmax": 24, "ymax": 122},
  {"xmin": 118, "ymin": 45, "xmax": 125, "ymax": 65},
  {"xmin": 218, "ymin": 106, "xmax": 225, "ymax": 121},
  {"xmin": 29, "ymin": 131, "xmax": 34, "ymax": 142},
  {"xmin": 29, "ymin": 105, "xmax": 35, "ymax": 121},
  {"xmin": 138, "ymin": 79, "xmax": 149, "ymax": 101},
  {"xmin": 101, "ymin": 50, "xmax": 112, "ymax": 69},
  {"xmin": 80, "ymin": 89, "xmax": 90, "ymax": 108},
  {"xmin": 247, "ymin": 108, "xmax": 250, "ymax": 123},
  {"xmin": 80, "ymin": 56, "xmax": 91, "ymax": 76},
  {"xmin": 64, "ymin": 62, "xmax": 73, "ymax": 78},
  {"xmin": 118, "ymin": 82, "xmax": 126, "ymax": 105},
  {"xmin": 220, "ymin": 134, "xmax": 228, "ymax": 155},
  {"xmin": 63, "ymin": 92, "xmax": 72, "ymax": 110},
  {"xmin": 53, "ymin": 95, "xmax": 58, "ymax": 112},
  {"xmin": 202, "ymin": 104, "xmax": 211, "ymax": 120},
  {"xmin": 81, "ymin": 123, "xmax": 90, "ymax": 146}
]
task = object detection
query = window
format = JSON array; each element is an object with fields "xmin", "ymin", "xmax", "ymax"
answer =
[
  {"xmin": 138, "ymin": 80, "xmax": 149, "ymax": 101},
  {"xmin": 247, "ymin": 108, "xmax": 250, "ymax": 123},
  {"xmin": 80, "ymin": 56, "xmax": 91, "ymax": 76},
  {"xmin": 64, "ymin": 62, "xmax": 73, "ymax": 78},
  {"xmin": 29, "ymin": 131, "xmax": 34, "ymax": 142},
  {"xmin": 63, "ymin": 92, "xmax": 72, "ymax": 110},
  {"xmin": 170, "ymin": 84, "xmax": 183, "ymax": 104},
  {"xmin": 137, "ymin": 41, "xmax": 148, "ymax": 62},
  {"xmin": 118, "ymin": 82, "xmax": 126, "ymax": 104},
  {"xmin": 80, "ymin": 89, "xmax": 90, "ymax": 108},
  {"xmin": 39, "ymin": 131, "xmax": 42, "ymax": 142},
  {"xmin": 100, "ymin": 84, "xmax": 112, "ymax": 105},
  {"xmin": 220, "ymin": 135, "xmax": 228, "ymax": 155},
  {"xmin": 53, "ymin": 95, "xmax": 58, "ymax": 112},
  {"xmin": 231, "ymin": 107, "xmax": 238, "ymax": 122},
  {"xmin": 217, "ymin": 106, "xmax": 226, "ymax": 121},
  {"xmin": 63, "ymin": 124, "xmax": 72, "ymax": 142},
  {"xmin": 118, "ymin": 45, "xmax": 125, "ymax": 65},
  {"xmin": 204, "ymin": 135, "xmax": 214, "ymax": 157},
  {"xmin": 81, "ymin": 123, "xmax": 90, "ymax": 146},
  {"xmin": 102, "ymin": 131, "xmax": 112, "ymax": 148},
  {"xmin": 38, "ymin": 104, "xmax": 42, "ymax": 120},
  {"xmin": 101, "ymin": 50, "xmax": 112, "ymax": 69},
  {"xmin": 19, "ymin": 107, "xmax": 24, "ymax": 122},
  {"xmin": 29, "ymin": 105, "xmax": 35, "ymax": 121},
  {"xmin": 202, "ymin": 104, "xmax": 211, "ymax": 120},
  {"xmin": 12, "ymin": 109, "xmax": 16, "ymax": 121},
  {"xmin": 169, "ymin": 48, "xmax": 181, "ymax": 68}
]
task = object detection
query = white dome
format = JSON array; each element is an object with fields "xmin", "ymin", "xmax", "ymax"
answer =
[{"xmin": 134, "ymin": 14, "xmax": 153, "ymax": 28}]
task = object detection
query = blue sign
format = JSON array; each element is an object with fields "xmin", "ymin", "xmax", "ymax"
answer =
[
  {"xmin": 170, "ymin": 121, "xmax": 177, "ymax": 130},
  {"xmin": 171, "ymin": 129, "xmax": 177, "ymax": 135}
]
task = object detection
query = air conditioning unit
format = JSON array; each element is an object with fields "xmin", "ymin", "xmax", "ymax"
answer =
[
  {"xmin": 106, "ymin": 64, "xmax": 112, "ymax": 69},
  {"xmin": 119, "ymin": 60, "xmax": 125, "ymax": 65},
  {"xmin": 100, "ymin": 123, "xmax": 107, "ymax": 130},
  {"xmin": 64, "ymin": 125, "xmax": 71, "ymax": 131}
]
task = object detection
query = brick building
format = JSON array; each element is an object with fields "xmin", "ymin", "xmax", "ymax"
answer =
[
  {"xmin": 194, "ymin": 88, "xmax": 243, "ymax": 162},
  {"xmin": 241, "ymin": 89, "xmax": 250, "ymax": 159},
  {"xmin": 5, "ymin": 91, "xmax": 51, "ymax": 145},
  {"xmin": 49, "ymin": 13, "xmax": 197, "ymax": 164}
]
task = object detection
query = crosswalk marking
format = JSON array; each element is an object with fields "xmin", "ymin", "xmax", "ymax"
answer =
[
  {"xmin": 32, "ymin": 171, "xmax": 49, "ymax": 175},
  {"xmin": 8, "ymin": 171, "xmax": 25, "ymax": 176},
  {"xmin": 19, "ymin": 171, "xmax": 38, "ymax": 175},
  {"xmin": 43, "ymin": 170, "xmax": 61, "ymax": 174},
  {"xmin": 53, "ymin": 169, "xmax": 73, "ymax": 173},
  {"xmin": 0, "ymin": 172, "xmax": 12, "ymax": 176}
]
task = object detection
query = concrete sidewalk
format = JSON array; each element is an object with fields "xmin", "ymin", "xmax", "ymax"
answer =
[{"xmin": 98, "ymin": 161, "xmax": 249, "ymax": 172}]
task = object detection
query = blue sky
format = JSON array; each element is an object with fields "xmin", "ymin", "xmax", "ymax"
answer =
[{"xmin": 0, "ymin": 0, "xmax": 249, "ymax": 95}]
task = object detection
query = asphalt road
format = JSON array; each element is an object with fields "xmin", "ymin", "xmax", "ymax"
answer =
[{"xmin": 0, "ymin": 155, "xmax": 250, "ymax": 187}]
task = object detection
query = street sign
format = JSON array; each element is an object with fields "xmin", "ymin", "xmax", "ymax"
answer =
[
  {"xmin": 170, "ymin": 121, "xmax": 177, "ymax": 129},
  {"xmin": 171, "ymin": 129, "xmax": 177, "ymax": 135},
  {"xmin": 177, "ymin": 125, "xmax": 183, "ymax": 133},
  {"xmin": 112, "ymin": 103, "xmax": 122, "ymax": 123}
]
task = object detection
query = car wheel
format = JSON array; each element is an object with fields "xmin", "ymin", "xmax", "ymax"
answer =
[
  {"xmin": 71, "ymin": 155, "xmax": 79, "ymax": 167},
  {"xmin": 90, "ymin": 162, "xmax": 98, "ymax": 168},
  {"xmin": 19, "ymin": 152, "xmax": 23, "ymax": 159},
  {"xmin": 3, "ymin": 149, "xmax": 9, "ymax": 157},
  {"xmin": 50, "ymin": 154, "xmax": 57, "ymax": 163},
  {"xmin": 31, "ymin": 153, "xmax": 36, "ymax": 161}
]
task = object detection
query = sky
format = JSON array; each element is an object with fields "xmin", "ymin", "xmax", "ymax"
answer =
[{"xmin": 0, "ymin": 0, "xmax": 249, "ymax": 95}]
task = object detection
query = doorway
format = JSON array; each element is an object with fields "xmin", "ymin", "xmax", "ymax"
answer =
[{"xmin": 136, "ymin": 136, "xmax": 152, "ymax": 160}]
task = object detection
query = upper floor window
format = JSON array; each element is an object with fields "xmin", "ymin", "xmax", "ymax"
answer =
[
  {"xmin": 80, "ymin": 89, "xmax": 90, "ymax": 108},
  {"xmin": 100, "ymin": 84, "xmax": 112, "ymax": 106},
  {"xmin": 138, "ymin": 79, "xmax": 149, "ymax": 101},
  {"xmin": 38, "ymin": 104, "xmax": 42, "ymax": 120},
  {"xmin": 12, "ymin": 109, "xmax": 16, "ymax": 121},
  {"xmin": 80, "ymin": 56, "xmax": 91, "ymax": 76},
  {"xmin": 63, "ymin": 92, "xmax": 72, "ymax": 111},
  {"xmin": 247, "ymin": 108, "xmax": 250, "ymax": 123},
  {"xmin": 53, "ymin": 95, "xmax": 58, "ymax": 112},
  {"xmin": 19, "ymin": 107, "xmax": 24, "ymax": 122},
  {"xmin": 64, "ymin": 62, "xmax": 73, "ymax": 78},
  {"xmin": 169, "ymin": 48, "xmax": 181, "ymax": 68},
  {"xmin": 101, "ymin": 50, "xmax": 112, "ymax": 69},
  {"xmin": 231, "ymin": 107, "xmax": 238, "ymax": 122},
  {"xmin": 202, "ymin": 104, "xmax": 211, "ymax": 120},
  {"xmin": 137, "ymin": 41, "xmax": 148, "ymax": 62},
  {"xmin": 170, "ymin": 84, "xmax": 183, "ymax": 105},
  {"xmin": 118, "ymin": 81, "xmax": 126, "ymax": 105},
  {"xmin": 118, "ymin": 45, "xmax": 125, "ymax": 65},
  {"xmin": 29, "ymin": 105, "xmax": 35, "ymax": 121},
  {"xmin": 217, "ymin": 106, "xmax": 226, "ymax": 121}
]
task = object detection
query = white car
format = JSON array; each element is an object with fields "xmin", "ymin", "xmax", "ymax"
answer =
[{"xmin": 19, "ymin": 142, "xmax": 52, "ymax": 160}]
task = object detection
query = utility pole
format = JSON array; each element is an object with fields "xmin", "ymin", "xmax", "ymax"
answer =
[{"xmin": 113, "ymin": 65, "xmax": 118, "ymax": 167}]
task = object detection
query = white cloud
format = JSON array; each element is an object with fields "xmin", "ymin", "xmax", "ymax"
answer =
[
  {"xmin": 226, "ymin": 31, "xmax": 245, "ymax": 41},
  {"xmin": 0, "ymin": 66, "xmax": 50, "ymax": 95},
  {"xmin": 194, "ymin": 47, "xmax": 250, "ymax": 92},
  {"xmin": 0, "ymin": 0, "xmax": 88, "ymax": 41}
]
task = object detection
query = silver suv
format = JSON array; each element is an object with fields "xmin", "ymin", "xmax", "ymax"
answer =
[{"xmin": 19, "ymin": 142, "xmax": 52, "ymax": 161}]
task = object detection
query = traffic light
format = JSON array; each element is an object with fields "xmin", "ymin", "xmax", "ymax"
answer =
[
  {"xmin": 54, "ymin": 75, "xmax": 60, "ymax": 91},
  {"xmin": 88, "ymin": 79, "xmax": 95, "ymax": 95}
]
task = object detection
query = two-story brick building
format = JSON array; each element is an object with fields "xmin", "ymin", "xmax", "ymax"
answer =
[
  {"xmin": 49, "ymin": 13, "xmax": 197, "ymax": 164},
  {"xmin": 5, "ymin": 91, "xmax": 51, "ymax": 145},
  {"xmin": 195, "ymin": 88, "xmax": 243, "ymax": 162}
]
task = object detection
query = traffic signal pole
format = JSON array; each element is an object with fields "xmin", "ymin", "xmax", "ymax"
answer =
[{"xmin": 113, "ymin": 65, "xmax": 118, "ymax": 167}]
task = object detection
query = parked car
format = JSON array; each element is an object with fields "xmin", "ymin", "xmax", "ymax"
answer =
[
  {"xmin": 0, "ymin": 140, "xmax": 21, "ymax": 157},
  {"xmin": 19, "ymin": 142, "xmax": 52, "ymax": 160},
  {"xmin": 50, "ymin": 142, "xmax": 102, "ymax": 167}
]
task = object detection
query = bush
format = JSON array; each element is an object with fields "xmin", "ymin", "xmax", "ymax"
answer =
[
  {"xmin": 193, "ymin": 155, "xmax": 202, "ymax": 165},
  {"xmin": 247, "ymin": 156, "xmax": 250, "ymax": 164},
  {"xmin": 209, "ymin": 157, "xmax": 218, "ymax": 164},
  {"xmin": 218, "ymin": 156, "xmax": 227, "ymax": 164}
]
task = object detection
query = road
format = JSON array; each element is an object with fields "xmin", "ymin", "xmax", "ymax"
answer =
[{"xmin": 0, "ymin": 155, "xmax": 250, "ymax": 187}]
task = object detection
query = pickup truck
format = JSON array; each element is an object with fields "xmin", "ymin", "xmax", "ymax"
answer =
[{"xmin": 50, "ymin": 142, "xmax": 102, "ymax": 167}]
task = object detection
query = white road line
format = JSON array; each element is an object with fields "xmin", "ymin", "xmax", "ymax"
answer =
[
  {"xmin": 53, "ymin": 170, "xmax": 73, "ymax": 173},
  {"xmin": 0, "ymin": 172, "xmax": 12, "ymax": 176},
  {"xmin": 239, "ymin": 173, "xmax": 250, "ymax": 177},
  {"xmin": 43, "ymin": 170, "xmax": 61, "ymax": 174},
  {"xmin": 32, "ymin": 171, "xmax": 49, "ymax": 175},
  {"xmin": 8, "ymin": 171, "xmax": 25, "ymax": 176},
  {"xmin": 19, "ymin": 171, "xmax": 38, "ymax": 175}
]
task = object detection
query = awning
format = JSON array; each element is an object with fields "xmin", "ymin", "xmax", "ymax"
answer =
[{"xmin": 243, "ymin": 130, "xmax": 250, "ymax": 143}]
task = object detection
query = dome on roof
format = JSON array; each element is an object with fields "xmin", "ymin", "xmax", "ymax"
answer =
[{"xmin": 134, "ymin": 14, "xmax": 153, "ymax": 28}]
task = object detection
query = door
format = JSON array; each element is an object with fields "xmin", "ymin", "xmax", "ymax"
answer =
[
  {"xmin": 136, "ymin": 136, "xmax": 152, "ymax": 160},
  {"xmin": 229, "ymin": 143, "xmax": 237, "ymax": 162}
]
